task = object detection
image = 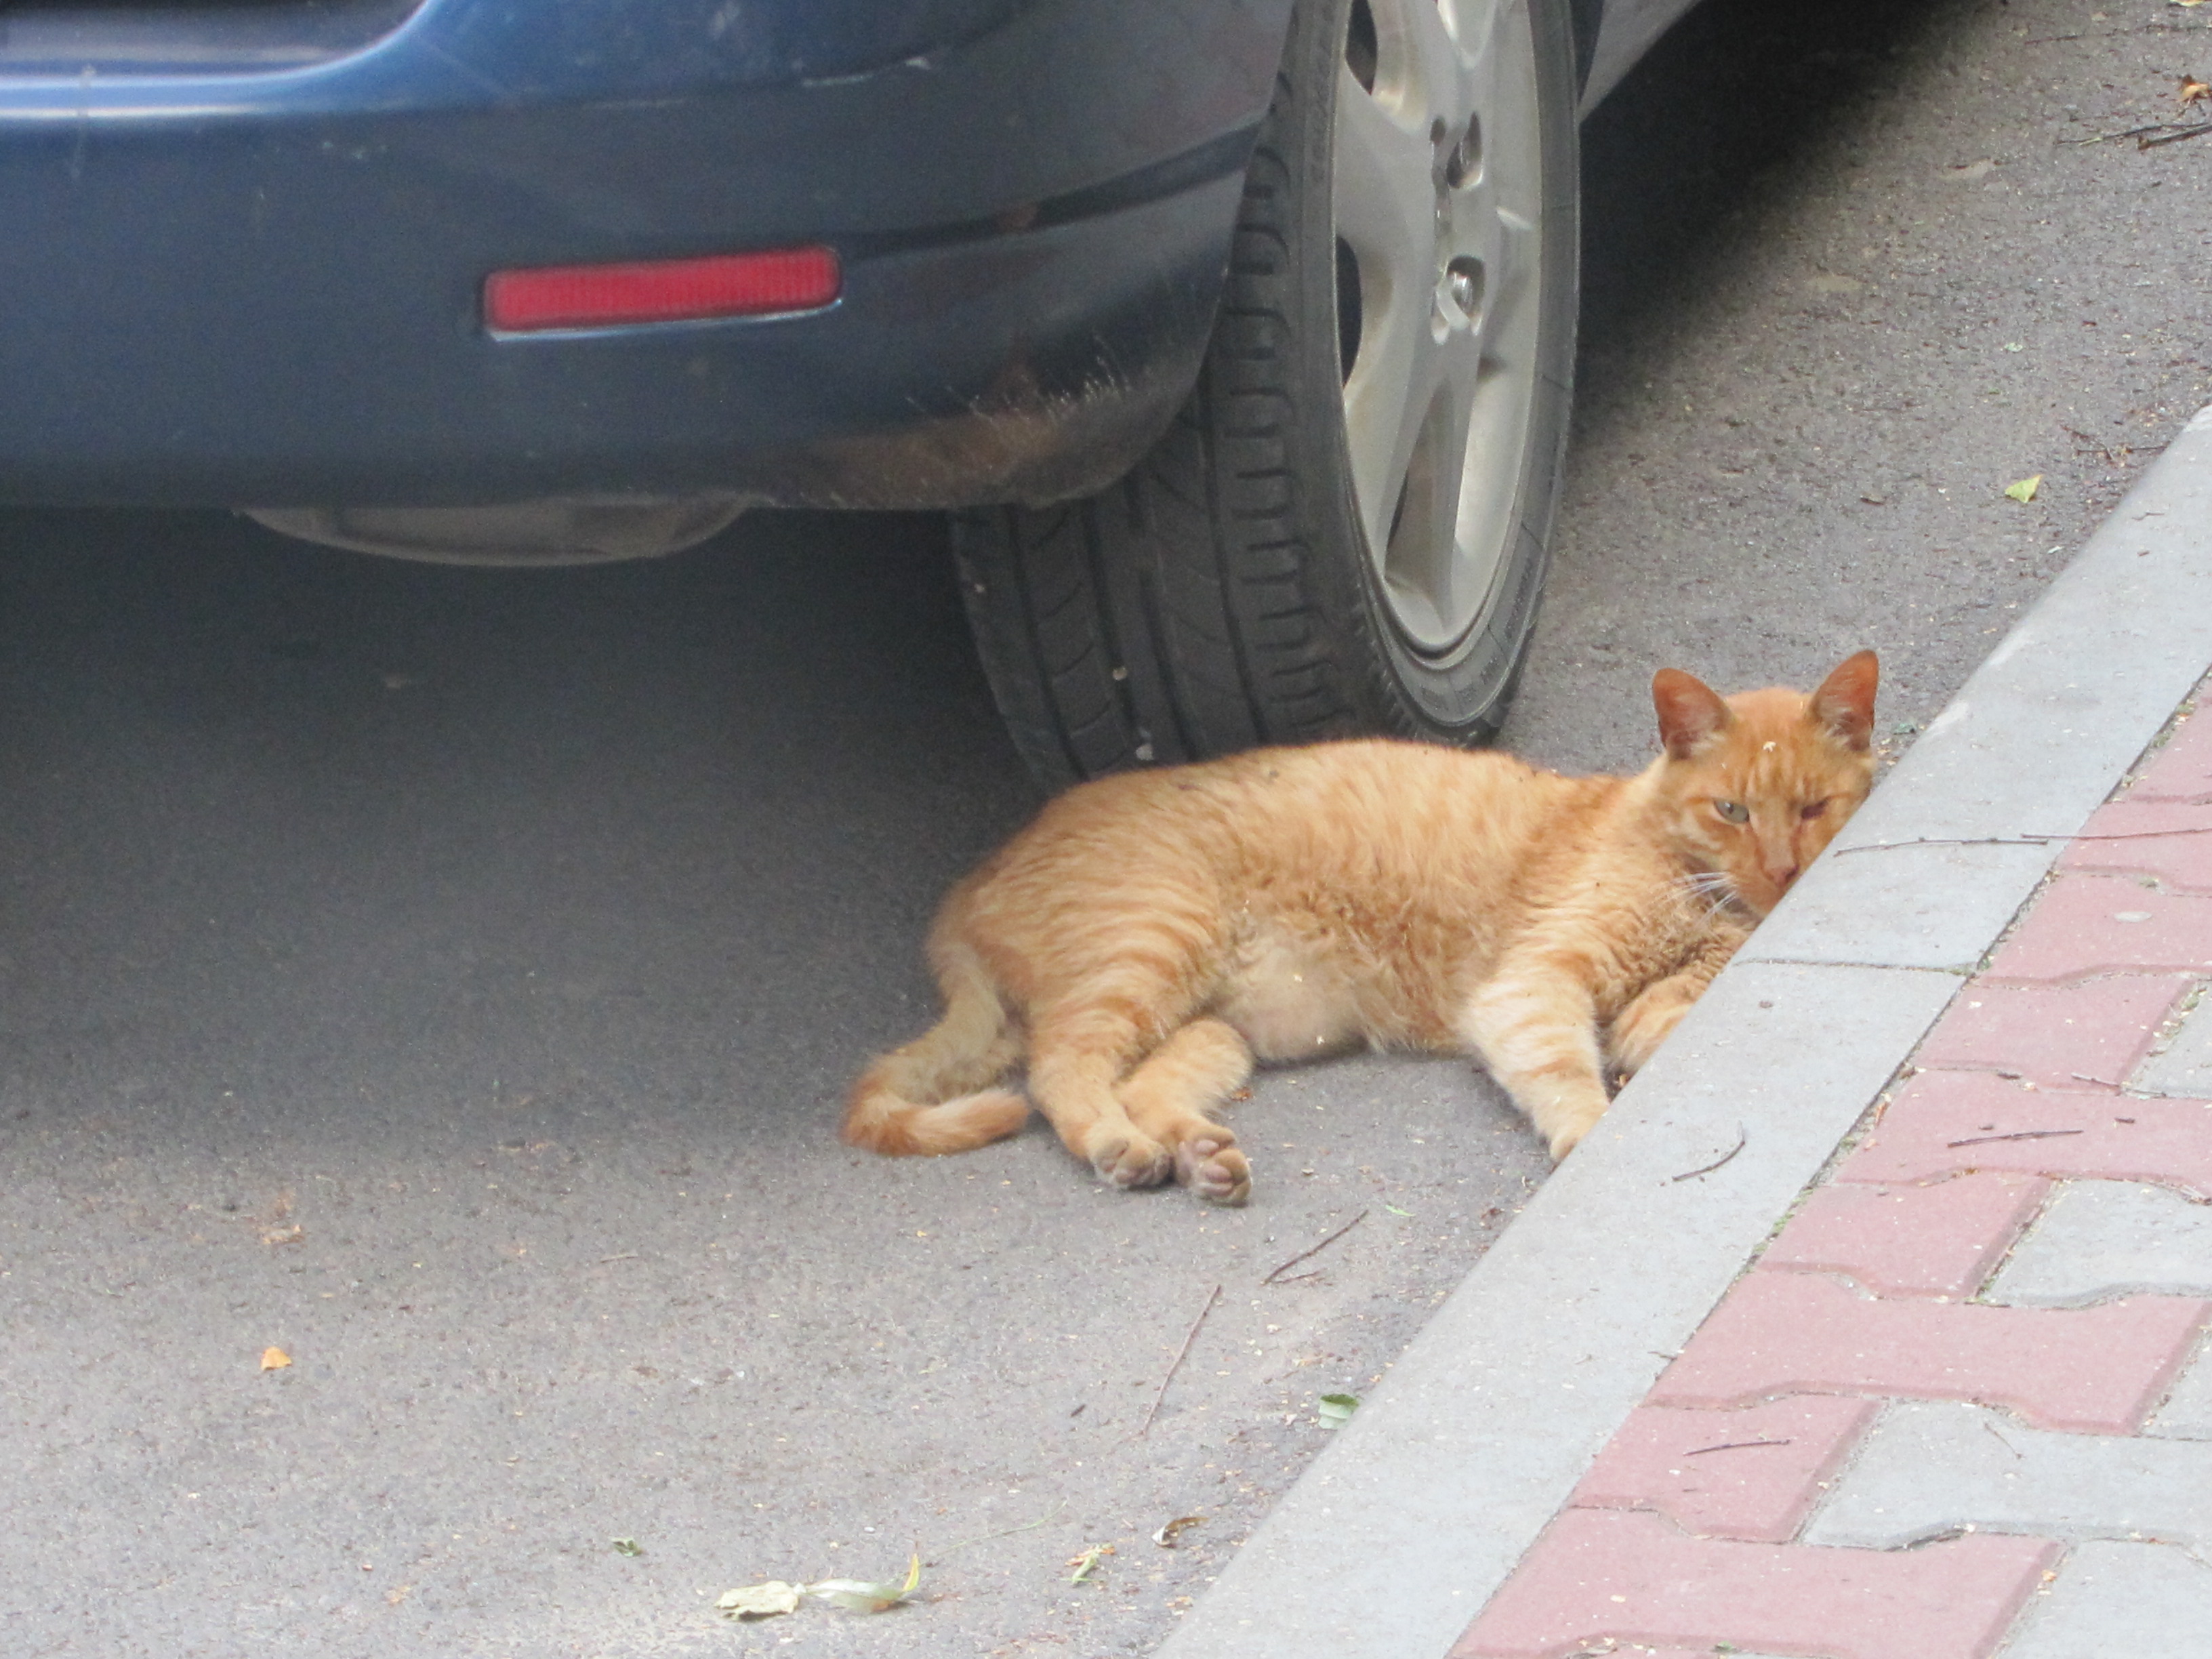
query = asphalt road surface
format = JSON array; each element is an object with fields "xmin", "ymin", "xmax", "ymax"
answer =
[{"xmin": 5, "ymin": 1, "xmax": 2210, "ymax": 1655}]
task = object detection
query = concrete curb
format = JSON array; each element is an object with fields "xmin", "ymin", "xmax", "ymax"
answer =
[{"xmin": 1155, "ymin": 402, "xmax": 2212, "ymax": 1659}]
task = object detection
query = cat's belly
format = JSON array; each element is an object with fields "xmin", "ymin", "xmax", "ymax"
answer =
[{"xmin": 1211, "ymin": 930, "xmax": 1372, "ymax": 1063}]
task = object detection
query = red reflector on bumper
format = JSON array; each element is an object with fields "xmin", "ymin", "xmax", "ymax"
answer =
[{"xmin": 484, "ymin": 246, "xmax": 841, "ymax": 332}]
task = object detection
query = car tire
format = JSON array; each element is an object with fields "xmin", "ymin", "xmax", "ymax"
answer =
[{"xmin": 956, "ymin": 0, "xmax": 1580, "ymax": 788}]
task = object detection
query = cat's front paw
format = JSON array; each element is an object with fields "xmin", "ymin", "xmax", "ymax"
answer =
[
  {"xmin": 1607, "ymin": 989, "xmax": 1694, "ymax": 1077},
  {"xmin": 1088, "ymin": 1130, "xmax": 1174, "ymax": 1189},
  {"xmin": 1544, "ymin": 1104, "xmax": 1608, "ymax": 1161},
  {"xmin": 1174, "ymin": 1134, "xmax": 1250, "ymax": 1207}
]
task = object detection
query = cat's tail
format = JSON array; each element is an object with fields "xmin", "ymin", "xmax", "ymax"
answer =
[{"xmin": 840, "ymin": 943, "xmax": 1029, "ymax": 1157}]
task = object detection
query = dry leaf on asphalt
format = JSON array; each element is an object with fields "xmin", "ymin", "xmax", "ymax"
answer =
[
  {"xmin": 2003, "ymin": 475, "xmax": 2043, "ymax": 503},
  {"xmin": 260, "ymin": 1225, "xmax": 304, "ymax": 1246},
  {"xmin": 717, "ymin": 1554, "xmax": 920, "ymax": 1620},
  {"xmin": 260, "ymin": 1347, "xmax": 292, "ymax": 1371},
  {"xmin": 1153, "ymin": 1515, "xmax": 1206, "ymax": 1548},
  {"xmin": 716, "ymin": 1582, "xmax": 802, "ymax": 1620},
  {"xmin": 2181, "ymin": 74, "xmax": 2211, "ymax": 111},
  {"xmin": 807, "ymin": 1554, "xmax": 922, "ymax": 1612}
]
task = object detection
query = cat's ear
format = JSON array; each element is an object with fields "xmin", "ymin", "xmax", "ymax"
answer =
[
  {"xmin": 1810, "ymin": 650, "xmax": 1879, "ymax": 752},
  {"xmin": 1652, "ymin": 668, "xmax": 1731, "ymax": 760}
]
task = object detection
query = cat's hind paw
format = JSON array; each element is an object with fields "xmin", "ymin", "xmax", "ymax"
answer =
[
  {"xmin": 1088, "ymin": 1130, "xmax": 1174, "ymax": 1190},
  {"xmin": 1174, "ymin": 1135, "xmax": 1250, "ymax": 1207}
]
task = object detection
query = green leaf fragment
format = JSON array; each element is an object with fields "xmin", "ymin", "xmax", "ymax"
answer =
[
  {"xmin": 2003, "ymin": 474, "xmax": 2042, "ymax": 502},
  {"xmin": 1318, "ymin": 1392, "xmax": 1360, "ymax": 1427},
  {"xmin": 609, "ymin": 1538, "xmax": 641, "ymax": 1557},
  {"xmin": 807, "ymin": 1553, "xmax": 922, "ymax": 1613}
]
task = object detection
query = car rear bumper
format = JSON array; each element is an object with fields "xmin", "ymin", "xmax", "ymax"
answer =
[{"xmin": 0, "ymin": 0, "xmax": 1290, "ymax": 510}]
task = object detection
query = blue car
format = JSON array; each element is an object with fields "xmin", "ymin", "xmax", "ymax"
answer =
[{"xmin": 1, "ymin": 0, "xmax": 1690, "ymax": 782}]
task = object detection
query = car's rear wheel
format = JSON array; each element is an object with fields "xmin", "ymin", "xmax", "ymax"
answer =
[{"xmin": 956, "ymin": 0, "xmax": 1579, "ymax": 787}]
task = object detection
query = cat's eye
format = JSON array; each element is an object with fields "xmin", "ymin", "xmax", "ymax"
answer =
[
  {"xmin": 1713, "ymin": 799, "xmax": 1749, "ymax": 824},
  {"xmin": 1801, "ymin": 798, "xmax": 1831, "ymax": 821}
]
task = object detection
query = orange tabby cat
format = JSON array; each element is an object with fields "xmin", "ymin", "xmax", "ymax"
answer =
[{"xmin": 845, "ymin": 653, "xmax": 1877, "ymax": 1204}]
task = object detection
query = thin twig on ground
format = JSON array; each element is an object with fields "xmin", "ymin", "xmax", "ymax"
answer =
[
  {"xmin": 1944, "ymin": 1128, "xmax": 2085, "ymax": 1148},
  {"xmin": 2139, "ymin": 121, "xmax": 2212, "ymax": 148},
  {"xmin": 1834, "ymin": 827, "xmax": 2212, "ymax": 855},
  {"xmin": 932, "ymin": 1500, "xmax": 1069, "ymax": 1564},
  {"xmin": 2063, "ymin": 119, "xmax": 2212, "ymax": 146},
  {"xmin": 2062, "ymin": 123, "xmax": 2166, "ymax": 145},
  {"xmin": 1683, "ymin": 1437, "xmax": 1795, "ymax": 1456},
  {"xmin": 1138, "ymin": 1284, "xmax": 1221, "ymax": 1437},
  {"xmin": 2065, "ymin": 426, "xmax": 2136, "ymax": 470},
  {"xmin": 1672, "ymin": 1130, "xmax": 1748, "ymax": 1183},
  {"xmin": 1262, "ymin": 1210, "xmax": 1368, "ymax": 1285}
]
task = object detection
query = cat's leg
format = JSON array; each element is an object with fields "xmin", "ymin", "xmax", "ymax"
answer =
[
  {"xmin": 1457, "ymin": 958, "xmax": 1614, "ymax": 1160},
  {"xmin": 1606, "ymin": 929, "xmax": 1748, "ymax": 1077},
  {"xmin": 1116, "ymin": 1018, "xmax": 1254, "ymax": 1206},
  {"xmin": 1025, "ymin": 1002, "xmax": 1182, "ymax": 1189},
  {"xmin": 1603, "ymin": 975, "xmax": 1703, "ymax": 1078}
]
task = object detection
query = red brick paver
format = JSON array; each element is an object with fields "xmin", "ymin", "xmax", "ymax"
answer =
[
  {"xmin": 1912, "ymin": 975, "xmax": 2192, "ymax": 1088},
  {"xmin": 1452, "ymin": 1509, "xmax": 2058, "ymax": 1659},
  {"xmin": 1759, "ymin": 1172, "xmax": 2051, "ymax": 1296},
  {"xmin": 1649, "ymin": 1273, "xmax": 2208, "ymax": 1432},
  {"xmin": 1984, "ymin": 874, "xmax": 2212, "ymax": 982},
  {"xmin": 1571, "ymin": 1396, "xmax": 1877, "ymax": 1541},
  {"xmin": 2129, "ymin": 706, "xmax": 2212, "ymax": 802},
  {"xmin": 1843, "ymin": 1071, "xmax": 2212, "ymax": 1195},
  {"xmin": 2062, "ymin": 798, "xmax": 2212, "ymax": 890}
]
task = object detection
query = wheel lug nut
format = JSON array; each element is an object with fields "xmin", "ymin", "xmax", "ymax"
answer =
[
  {"xmin": 1446, "ymin": 116, "xmax": 1483, "ymax": 188},
  {"xmin": 1446, "ymin": 256, "xmax": 1484, "ymax": 319}
]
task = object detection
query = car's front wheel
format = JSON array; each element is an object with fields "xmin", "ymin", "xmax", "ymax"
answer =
[{"xmin": 957, "ymin": 0, "xmax": 1580, "ymax": 787}]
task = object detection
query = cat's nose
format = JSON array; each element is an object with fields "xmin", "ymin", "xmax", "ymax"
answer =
[{"xmin": 1765, "ymin": 859, "xmax": 1801, "ymax": 888}]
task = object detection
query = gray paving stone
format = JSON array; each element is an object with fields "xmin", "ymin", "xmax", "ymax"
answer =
[
  {"xmin": 1987, "ymin": 1180, "xmax": 2212, "ymax": 1307},
  {"xmin": 1740, "ymin": 838, "xmax": 2057, "ymax": 974},
  {"xmin": 1997, "ymin": 1541, "xmax": 2212, "ymax": 1659},
  {"xmin": 2134, "ymin": 992, "xmax": 2212, "ymax": 1099},
  {"xmin": 2148, "ymin": 1337, "xmax": 2212, "ymax": 1440},
  {"xmin": 1805, "ymin": 1399, "xmax": 2212, "ymax": 1551}
]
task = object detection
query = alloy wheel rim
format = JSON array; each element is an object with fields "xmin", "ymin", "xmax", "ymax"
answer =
[{"xmin": 1332, "ymin": 0, "xmax": 1544, "ymax": 657}]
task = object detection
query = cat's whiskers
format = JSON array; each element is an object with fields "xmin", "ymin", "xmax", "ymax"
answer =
[{"xmin": 1673, "ymin": 868, "xmax": 1739, "ymax": 920}]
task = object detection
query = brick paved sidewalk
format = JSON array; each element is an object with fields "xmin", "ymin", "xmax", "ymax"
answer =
[{"xmin": 1452, "ymin": 682, "xmax": 2212, "ymax": 1658}]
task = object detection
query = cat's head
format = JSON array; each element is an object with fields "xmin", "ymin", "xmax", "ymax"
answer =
[{"xmin": 1648, "ymin": 651, "xmax": 1879, "ymax": 918}]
